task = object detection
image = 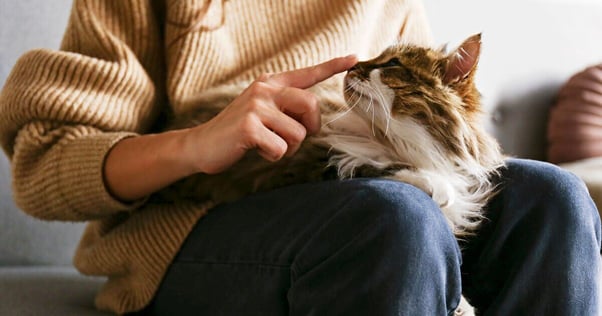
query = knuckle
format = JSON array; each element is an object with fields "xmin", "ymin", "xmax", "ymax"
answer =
[
  {"xmin": 299, "ymin": 91, "xmax": 320, "ymax": 113},
  {"xmin": 239, "ymin": 115, "xmax": 260, "ymax": 138},
  {"xmin": 307, "ymin": 93, "xmax": 319, "ymax": 109},
  {"xmin": 265, "ymin": 141, "xmax": 287, "ymax": 162},
  {"xmin": 246, "ymin": 82, "xmax": 264, "ymax": 97},
  {"xmin": 292, "ymin": 128, "xmax": 306, "ymax": 144},
  {"xmin": 286, "ymin": 123, "xmax": 307, "ymax": 146},
  {"xmin": 245, "ymin": 99, "xmax": 263, "ymax": 112}
]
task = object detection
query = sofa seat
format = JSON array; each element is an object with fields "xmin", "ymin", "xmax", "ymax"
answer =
[{"xmin": 0, "ymin": 266, "xmax": 110, "ymax": 316}]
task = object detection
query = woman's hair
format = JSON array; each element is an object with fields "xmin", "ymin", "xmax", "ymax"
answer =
[{"xmin": 167, "ymin": 0, "xmax": 227, "ymax": 47}]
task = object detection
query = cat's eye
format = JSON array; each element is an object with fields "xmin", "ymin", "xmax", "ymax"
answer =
[{"xmin": 381, "ymin": 58, "xmax": 402, "ymax": 68}]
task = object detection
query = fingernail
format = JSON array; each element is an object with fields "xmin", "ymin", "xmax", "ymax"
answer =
[{"xmin": 344, "ymin": 55, "xmax": 358, "ymax": 65}]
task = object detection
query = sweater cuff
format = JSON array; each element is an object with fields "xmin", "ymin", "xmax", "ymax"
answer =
[{"xmin": 56, "ymin": 132, "xmax": 147, "ymax": 218}]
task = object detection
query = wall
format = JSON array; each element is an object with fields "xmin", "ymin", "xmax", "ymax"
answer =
[{"xmin": 423, "ymin": 0, "xmax": 602, "ymax": 159}]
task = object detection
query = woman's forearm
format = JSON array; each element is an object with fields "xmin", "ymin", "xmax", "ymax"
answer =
[
  {"xmin": 103, "ymin": 56, "xmax": 357, "ymax": 202},
  {"xmin": 103, "ymin": 129, "xmax": 194, "ymax": 202}
]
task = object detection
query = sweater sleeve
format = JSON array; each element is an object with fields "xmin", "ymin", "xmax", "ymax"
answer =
[{"xmin": 0, "ymin": 0, "xmax": 165, "ymax": 221}]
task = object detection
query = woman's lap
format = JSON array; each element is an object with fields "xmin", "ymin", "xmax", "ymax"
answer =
[
  {"xmin": 144, "ymin": 159, "xmax": 601, "ymax": 315},
  {"xmin": 146, "ymin": 178, "xmax": 462, "ymax": 315}
]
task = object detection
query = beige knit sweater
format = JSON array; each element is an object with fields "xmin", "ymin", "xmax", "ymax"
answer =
[{"xmin": 0, "ymin": 0, "xmax": 432, "ymax": 314}]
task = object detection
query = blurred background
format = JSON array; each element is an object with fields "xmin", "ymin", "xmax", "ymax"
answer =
[
  {"xmin": 424, "ymin": 0, "xmax": 602, "ymax": 159},
  {"xmin": 0, "ymin": 0, "xmax": 77, "ymax": 266}
]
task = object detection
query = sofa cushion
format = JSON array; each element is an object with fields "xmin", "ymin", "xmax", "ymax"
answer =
[
  {"xmin": 559, "ymin": 157, "xmax": 602, "ymax": 213},
  {"xmin": 547, "ymin": 64, "xmax": 602, "ymax": 164},
  {"xmin": 0, "ymin": 266, "xmax": 109, "ymax": 316}
]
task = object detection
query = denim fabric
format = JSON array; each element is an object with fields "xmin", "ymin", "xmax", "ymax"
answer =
[
  {"xmin": 142, "ymin": 159, "xmax": 601, "ymax": 316},
  {"xmin": 461, "ymin": 159, "xmax": 601, "ymax": 315}
]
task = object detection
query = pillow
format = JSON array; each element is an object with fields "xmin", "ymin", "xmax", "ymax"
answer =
[{"xmin": 547, "ymin": 64, "xmax": 602, "ymax": 164}]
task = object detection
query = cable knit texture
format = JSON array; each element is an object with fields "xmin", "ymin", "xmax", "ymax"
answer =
[{"xmin": 0, "ymin": 0, "xmax": 431, "ymax": 314}]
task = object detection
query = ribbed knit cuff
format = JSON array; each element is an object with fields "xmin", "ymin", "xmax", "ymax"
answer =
[{"xmin": 56, "ymin": 132, "xmax": 147, "ymax": 218}]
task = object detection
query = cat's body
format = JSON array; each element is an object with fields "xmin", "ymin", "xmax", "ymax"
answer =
[{"xmin": 163, "ymin": 34, "xmax": 505, "ymax": 239}]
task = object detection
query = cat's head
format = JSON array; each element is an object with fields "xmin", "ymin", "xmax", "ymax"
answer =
[{"xmin": 344, "ymin": 34, "xmax": 491, "ymax": 162}]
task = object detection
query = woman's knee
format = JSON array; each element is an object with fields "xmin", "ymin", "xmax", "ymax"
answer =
[
  {"xmin": 503, "ymin": 159, "xmax": 601, "ymax": 238},
  {"xmin": 292, "ymin": 179, "xmax": 462, "ymax": 298},
  {"xmin": 337, "ymin": 178, "xmax": 460, "ymax": 254},
  {"xmin": 290, "ymin": 179, "xmax": 463, "ymax": 315},
  {"xmin": 505, "ymin": 159, "xmax": 588, "ymax": 197}
]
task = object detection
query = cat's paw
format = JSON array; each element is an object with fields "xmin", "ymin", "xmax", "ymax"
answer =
[
  {"xmin": 454, "ymin": 295, "xmax": 476, "ymax": 316},
  {"xmin": 389, "ymin": 169, "xmax": 434, "ymax": 196},
  {"xmin": 389, "ymin": 169, "xmax": 455, "ymax": 209},
  {"xmin": 430, "ymin": 178, "xmax": 455, "ymax": 210}
]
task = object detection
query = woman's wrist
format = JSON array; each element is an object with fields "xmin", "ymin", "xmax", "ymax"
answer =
[
  {"xmin": 155, "ymin": 128, "xmax": 203, "ymax": 178},
  {"xmin": 103, "ymin": 128, "xmax": 200, "ymax": 202}
]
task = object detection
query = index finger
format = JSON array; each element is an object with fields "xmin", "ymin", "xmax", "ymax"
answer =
[{"xmin": 268, "ymin": 55, "xmax": 358, "ymax": 89}]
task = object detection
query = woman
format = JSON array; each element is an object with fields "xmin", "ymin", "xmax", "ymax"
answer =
[{"xmin": 0, "ymin": 0, "xmax": 599, "ymax": 315}]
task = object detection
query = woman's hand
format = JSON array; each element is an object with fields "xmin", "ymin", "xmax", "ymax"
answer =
[
  {"xmin": 103, "ymin": 55, "xmax": 357, "ymax": 202},
  {"xmin": 180, "ymin": 55, "xmax": 358, "ymax": 175}
]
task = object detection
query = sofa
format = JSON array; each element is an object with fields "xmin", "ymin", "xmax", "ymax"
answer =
[{"xmin": 1, "ymin": 0, "xmax": 602, "ymax": 315}]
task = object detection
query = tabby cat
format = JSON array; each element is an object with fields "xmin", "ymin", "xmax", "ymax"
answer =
[{"xmin": 164, "ymin": 33, "xmax": 505, "ymax": 239}]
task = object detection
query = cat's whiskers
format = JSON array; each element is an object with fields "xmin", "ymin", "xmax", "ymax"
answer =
[
  {"xmin": 368, "ymin": 95, "xmax": 377, "ymax": 136},
  {"xmin": 344, "ymin": 78, "xmax": 378, "ymax": 136},
  {"xmin": 361, "ymin": 80, "xmax": 392, "ymax": 137},
  {"xmin": 371, "ymin": 86, "xmax": 392, "ymax": 136},
  {"xmin": 322, "ymin": 81, "xmax": 363, "ymax": 127},
  {"xmin": 322, "ymin": 101, "xmax": 357, "ymax": 127},
  {"xmin": 343, "ymin": 78, "xmax": 360, "ymax": 94},
  {"xmin": 356, "ymin": 85, "xmax": 376, "ymax": 136}
]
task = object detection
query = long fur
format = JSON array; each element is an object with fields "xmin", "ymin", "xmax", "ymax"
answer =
[
  {"xmin": 317, "ymin": 73, "xmax": 503, "ymax": 236},
  {"xmin": 163, "ymin": 35, "xmax": 505, "ymax": 238}
]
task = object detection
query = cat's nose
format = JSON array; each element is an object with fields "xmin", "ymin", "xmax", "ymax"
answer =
[{"xmin": 349, "ymin": 61, "xmax": 366, "ymax": 72}]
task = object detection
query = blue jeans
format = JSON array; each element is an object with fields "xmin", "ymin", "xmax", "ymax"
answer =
[{"xmin": 142, "ymin": 159, "xmax": 601, "ymax": 315}]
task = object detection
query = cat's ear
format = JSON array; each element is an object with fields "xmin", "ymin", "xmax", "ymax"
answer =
[{"xmin": 442, "ymin": 33, "xmax": 481, "ymax": 85}]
